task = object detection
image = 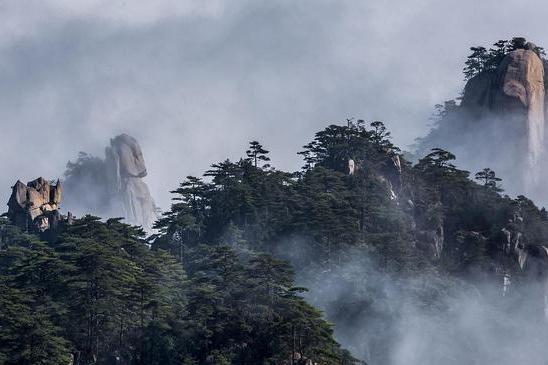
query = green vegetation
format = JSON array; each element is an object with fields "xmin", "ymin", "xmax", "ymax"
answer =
[
  {"xmin": 463, "ymin": 37, "xmax": 546, "ymax": 80},
  {"xmin": 3, "ymin": 119, "xmax": 548, "ymax": 364},
  {"xmin": 0, "ymin": 209, "xmax": 352, "ymax": 363}
]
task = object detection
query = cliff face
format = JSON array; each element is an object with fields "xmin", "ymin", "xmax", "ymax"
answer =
[
  {"xmin": 462, "ymin": 46, "xmax": 545, "ymax": 191},
  {"xmin": 496, "ymin": 48, "xmax": 545, "ymax": 190},
  {"xmin": 420, "ymin": 43, "xmax": 548, "ymax": 202},
  {"xmin": 7, "ymin": 177, "xmax": 69, "ymax": 232},
  {"xmin": 105, "ymin": 134, "xmax": 158, "ymax": 232},
  {"xmin": 462, "ymin": 45, "xmax": 545, "ymax": 113},
  {"xmin": 63, "ymin": 134, "xmax": 158, "ymax": 233}
]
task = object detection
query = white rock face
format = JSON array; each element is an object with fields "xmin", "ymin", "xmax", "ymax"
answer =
[
  {"xmin": 348, "ymin": 159, "xmax": 355, "ymax": 175},
  {"xmin": 105, "ymin": 134, "xmax": 158, "ymax": 233},
  {"xmin": 63, "ymin": 134, "xmax": 159, "ymax": 234},
  {"xmin": 494, "ymin": 48, "xmax": 545, "ymax": 189}
]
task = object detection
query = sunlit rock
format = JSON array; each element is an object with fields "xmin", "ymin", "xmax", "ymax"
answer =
[
  {"xmin": 461, "ymin": 46, "xmax": 545, "ymax": 193},
  {"xmin": 7, "ymin": 177, "xmax": 65, "ymax": 232}
]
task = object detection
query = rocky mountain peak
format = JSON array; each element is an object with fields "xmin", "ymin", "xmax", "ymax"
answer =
[
  {"xmin": 63, "ymin": 134, "xmax": 158, "ymax": 233},
  {"xmin": 7, "ymin": 177, "xmax": 68, "ymax": 232}
]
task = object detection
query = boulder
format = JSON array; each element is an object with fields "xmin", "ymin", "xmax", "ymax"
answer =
[
  {"xmin": 6, "ymin": 178, "xmax": 69, "ymax": 233},
  {"xmin": 27, "ymin": 188, "xmax": 47, "ymax": 209}
]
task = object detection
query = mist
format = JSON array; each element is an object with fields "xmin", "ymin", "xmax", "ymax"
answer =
[
  {"xmin": 3, "ymin": 0, "xmax": 548, "ymax": 211},
  {"xmin": 5, "ymin": 2, "xmax": 548, "ymax": 364},
  {"xmin": 276, "ymin": 239, "xmax": 548, "ymax": 365}
]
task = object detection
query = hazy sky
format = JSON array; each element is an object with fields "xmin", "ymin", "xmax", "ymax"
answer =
[{"xmin": 2, "ymin": 0, "xmax": 548, "ymax": 210}]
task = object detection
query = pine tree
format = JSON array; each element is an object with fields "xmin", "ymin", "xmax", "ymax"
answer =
[
  {"xmin": 475, "ymin": 168, "xmax": 503, "ymax": 192},
  {"xmin": 246, "ymin": 141, "xmax": 271, "ymax": 169}
]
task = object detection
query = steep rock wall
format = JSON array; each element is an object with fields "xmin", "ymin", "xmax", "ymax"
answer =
[
  {"xmin": 459, "ymin": 44, "xmax": 546, "ymax": 198},
  {"xmin": 63, "ymin": 134, "xmax": 158, "ymax": 233}
]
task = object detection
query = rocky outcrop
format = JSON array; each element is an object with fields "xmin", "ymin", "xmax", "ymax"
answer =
[
  {"xmin": 104, "ymin": 134, "xmax": 157, "ymax": 233},
  {"xmin": 63, "ymin": 134, "xmax": 158, "ymax": 233},
  {"xmin": 463, "ymin": 44, "xmax": 545, "ymax": 117},
  {"xmin": 348, "ymin": 159, "xmax": 355, "ymax": 175},
  {"xmin": 461, "ymin": 44, "xmax": 546, "ymax": 192},
  {"xmin": 7, "ymin": 177, "xmax": 66, "ymax": 232},
  {"xmin": 497, "ymin": 47, "xmax": 545, "ymax": 188}
]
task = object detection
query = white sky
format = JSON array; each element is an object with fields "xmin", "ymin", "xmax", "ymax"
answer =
[{"xmin": 1, "ymin": 0, "xmax": 548, "ymax": 209}]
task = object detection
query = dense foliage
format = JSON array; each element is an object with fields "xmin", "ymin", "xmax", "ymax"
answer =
[
  {"xmin": 0, "ymin": 213, "xmax": 353, "ymax": 364},
  {"xmin": 153, "ymin": 120, "xmax": 548, "ymax": 360},
  {"xmin": 155, "ymin": 120, "xmax": 546, "ymax": 275},
  {"xmin": 3, "ymin": 119, "xmax": 548, "ymax": 364},
  {"xmin": 463, "ymin": 37, "xmax": 545, "ymax": 80}
]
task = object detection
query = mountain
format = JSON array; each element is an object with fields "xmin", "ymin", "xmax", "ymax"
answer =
[
  {"xmin": 151, "ymin": 123, "xmax": 548, "ymax": 364},
  {"xmin": 3, "ymin": 38, "xmax": 548, "ymax": 365},
  {"xmin": 63, "ymin": 134, "xmax": 158, "ymax": 233},
  {"xmin": 416, "ymin": 37, "xmax": 548, "ymax": 203},
  {"xmin": 3, "ymin": 120, "xmax": 548, "ymax": 364}
]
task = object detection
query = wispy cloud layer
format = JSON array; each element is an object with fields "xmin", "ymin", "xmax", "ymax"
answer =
[{"xmin": 1, "ymin": 0, "xmax": 548, "ymax": 209}]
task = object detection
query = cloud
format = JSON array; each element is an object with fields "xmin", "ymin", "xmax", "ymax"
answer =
[{"xmin": 1, "ymin": 0, "xmax": 548, "ymax": 210}]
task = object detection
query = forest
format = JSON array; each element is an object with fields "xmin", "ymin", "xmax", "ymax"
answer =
[{"xmin": 2, "ymin": 117, "xmax": 548, "ymax": 364}]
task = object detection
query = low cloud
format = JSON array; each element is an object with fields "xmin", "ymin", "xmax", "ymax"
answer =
[{"xmin": 2, "ymin": 0, "xmax": 548, "ymax": 211}]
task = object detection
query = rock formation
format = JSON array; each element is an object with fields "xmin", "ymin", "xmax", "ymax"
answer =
[
  {"xmin": 348, "ymin": 159, "xmax": 355, "ymax": 175},
  {"xmin": 418, "ymin": 40, "xmax": 548, "ymax": 203},
  {"xmin": 462, "ymin": 43, "xmax": 545, "ymax": 190},
  {"xmin": 63, "ymin": 134, "xmax": 158, "ymax": 233},
  {"xmin": 104, "ymin": 134, "xmax": 158, "ymax": 232},
  {"xmin": 7, "ymin": 177, "xmax": 67, "ymax": 232}
]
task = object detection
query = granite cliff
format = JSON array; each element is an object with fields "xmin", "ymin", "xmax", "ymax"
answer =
[
  {"xmin": 6, "ymin": 177, "xmax": 71, "ymax": 232},
  {"xmin": 63, "ymin": 134, "xmax": 158, "ymax": 233},
  {"xmin": 416, "ymin": 38, "xmax": 548, "ymax": 203}
]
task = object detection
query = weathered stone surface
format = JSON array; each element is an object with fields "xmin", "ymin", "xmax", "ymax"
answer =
[
  {"xmin": 6, "ymin": 178, "xmax": 69, "ymax": 232},
  {"xmin": 460, "ymin": 72, "xmax": 495, "ymax": 119},
  {"xmin": 104, "ymin": 134, "xmax": 158, "ymax": 232},
  {"xmin": 28, "ymin": 177, "xmax": 51, "ymax": 205},
  {"xmin": 494, "ymin": 49, "xmax": 544, "ymax": 111},
  {"xmin": 28, "ymin": 207, "xmax": 42, "ymax": 221},
  {"xmin": 63, "ymin": 134, "xmax": 158, "ymax": 233},
  {"xmin": 497, "ymin": 49, "xmax": 545, "ymax": 189},
  {"xmin": 27, "ymin": 188, "xmax": 47, "ymax": 209},
  {"xmin": 8, "ymin": 180, "xmax": 28, "ymax": 210},
  {"xmin": 461, "ymin": 48, "xmax": 546, "ymax": 195},
  {"xmin": 51, "ymin": 180, "xmax": 62, "ymax": 204},
  {"xmin": 416, "ymin": 225, "xmax": 444, "ymax": 261},
  {"xmin": 348, "ymin": 159, "xmax": 355, "ymax": 175},
  {"xmin": 107, "ymin": 134, "xmax": 147, "ymax": 178},
  {"xmin": 122, "ymin": 178, "xmax": 157, "ymax": 232},
  {"xmin": 463, "ymin": 49, "xmax": 545, "ymax": 115},
  {"xmin": 41, "ymin": 203, "xmax": 56, "ymax": 213}
]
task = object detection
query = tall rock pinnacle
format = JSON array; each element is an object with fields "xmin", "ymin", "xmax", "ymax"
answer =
[
  {"xmin": 105, "ymin": 134, "xmax": 158, "ymax": 232},
  {"xmin": 7, "ymin": 177, "xmax": 68, "ymax": 232},
  {"xmin": 63, "ymin": 134, "xmax": 158, "ymax": 233},
  {"xmin": 436, "ymin": 43, "xmax": 548, "ymax": 199}
]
